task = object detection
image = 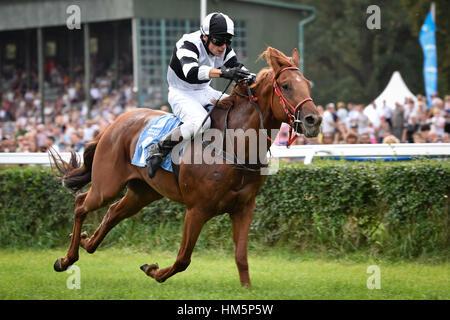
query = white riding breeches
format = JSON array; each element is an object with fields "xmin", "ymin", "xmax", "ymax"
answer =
[{"xmin": 168, "ymin": 86, "xmax": 226, "ymax": 140}]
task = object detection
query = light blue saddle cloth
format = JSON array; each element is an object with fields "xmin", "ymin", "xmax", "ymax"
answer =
[{"xmin": 131, "ymin": 114, "xmax": 182, "ymax": 172}]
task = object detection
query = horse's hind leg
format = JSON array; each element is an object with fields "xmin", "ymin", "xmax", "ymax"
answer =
[
  {"xmin": 80, "ymin": 179, "xmax": 162, "ymax": 253},
  {"xmin": 230, "ymin": 199, "xmax": 255, "ymax": 287},
  {"xmin": 141, "ymin": 207, "xmax": 210, "ymax": 283},
  {"xmin": 54, "ymin": 188, "xmax": 108, "ymax": 272},
  {"xmin": 54, "ymin": 177, "xmax": 124, "ymax": 272}
]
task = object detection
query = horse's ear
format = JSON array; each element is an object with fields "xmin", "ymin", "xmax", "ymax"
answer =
[
  {"xmin": 265, "ymin": 47, "xmax": 283, "ymax": 73},
  {"xmin": 291, "ymin": 48, "xmax": 300, "ymax": 67}
]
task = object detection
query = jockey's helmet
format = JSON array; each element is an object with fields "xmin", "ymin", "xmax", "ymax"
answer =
[{"xmin": 200, "ymin": 12, "xmax": 234, "ymax": 43}]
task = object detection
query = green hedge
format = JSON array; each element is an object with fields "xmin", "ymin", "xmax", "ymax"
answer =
[{"xmin": 0, "ymin": 160, "xmax": 449, "ymax": 259}]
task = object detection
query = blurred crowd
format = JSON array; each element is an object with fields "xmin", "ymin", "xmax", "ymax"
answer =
[
  {"xmin": 1, "ymin": 63, "xmax": 450, "ymax": 154},
  {"xmin": 0, "ymin": 64, "xmax": 137, "ymax": 153},
  {"xmin": 275, "ymin": 95, "xmax": 450, "ymax": 146}
]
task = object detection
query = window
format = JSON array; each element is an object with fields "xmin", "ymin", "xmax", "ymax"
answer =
[
  {"xmin": 46, "ymin": 41, "xmax": 57, "ymax": 57},
  {"xmin": 5, "ymin": 44, "xmax": 16, "ymax": 60},
  {"xmin": 90, "ymin": 38, "xmax": 98, "ymax": 55},
  {"xmin": 138, "ymin": 18, "xmax": 247, "ymax": 107}
]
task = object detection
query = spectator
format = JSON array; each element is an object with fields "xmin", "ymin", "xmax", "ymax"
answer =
[
  {"xmin": 431, "ymin": 92, "xmax": 443, "ymax": 107},
  {"xmin": 405, "ymin": 115, "xmax": 419, "ymax": 143},
  {"xmin": 376, "ymin": 116, "xmax": 391, "ymax": 143},
  {"xmin": 377, "ymin": 100, "xmax": 392, "ymax": 127},
  {"xmin": 358, "ymin": 133, "xmax": 371, "ymax": 144},
  {"xmin": 321, "ymin": 103, "xmax": 336, "ymax": 135},
  {"xmin": 45, "ymin": 135, "xmax": 60, "ymax": 152},
  {"xmin": 413, "ymin": 132, "xmax": 426, "ymax": 143},
  {"xmin": 391, "ymin": 102, "xmax": 404, "ymax": 141},
  {"xmin": 336, "ymin": 102, "xmax": 348, "ymax": 125},
  {"xmin": 382, "ymin": 134, "xmax": 400, "ymax": 144},
  {"xmin": 293, "ymin": 135, "xmax": 307, "ymax": 145},
  {"xmin": 420, "ymin": 124, "xmax": 431, "ymax": 142},
  {"xmin": 1, "ymin": 60, "xmax": 448, "ymax": 156},
  {"xmin": 35, "ymin": 124, "xmax": 49, "ymax": 149},
  {"xmin": 321, "ymin": 132, "xmax": 334, "ymax": 145},
  {"xmin": 347, "ymin": 103, "xmax": 359, "ymax": 130},
  {"xmin": 274, "ymin": 122, "xmax": 290, "ymax": 146},
  {"xmin": 445, "ymin": 111, "xmax": 450, "ymax": 134},
  {"xmin": 404, "ymin": 98, "xmax": 418, "ymax": 124},
  {"xmin": 335, "ymin": 122, "xmax": 347, "ymax": 144},
  {"xmin": 312, "ymin": 104, "xmax": 321, "ymax": 114},
  {"xmin": 365, "ymin": 122, "xmax": 378, "ymax": 144},
  {"xmin": 344, "ymin": 131, "xmax": 358, "ymax": 144},
  {"xmin": 90, "ymin": 82, "xmax": 101, "ymax": 106},
  {"xmin": 355, "ymin": 105, "xmax": 369, "ymax": 135},
  {"xmin": 427, "ymin": 131, "xmax": 441, "ymax": 143},
  {"xmin": 83, "ymin": 119, "xmax": 99, "ymax": 142},
  {"xmin": 69, "ymin": 132, "xmax": 85, "ymax": 153},
  {"xmin": 444, "ymin": 95, "xmax": 450, "ymax": 113},
  {"xmin": 430, "ymin": 109, "xmax": 446, "ymax": 137},
  {"xmin": 364, "ymin": 102, "xmax": 380, "ymax": 129}
]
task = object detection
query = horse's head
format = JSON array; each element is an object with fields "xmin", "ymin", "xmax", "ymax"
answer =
[{"xmin": 261, "ymin": 47, "xmax": 322, "ymax": 138}]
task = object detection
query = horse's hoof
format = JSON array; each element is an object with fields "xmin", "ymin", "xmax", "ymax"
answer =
[
  {"xmin": 140, "ymin": 264, "xmax": 148, "ymax": 272},
  {"xmin": 140, "ymin": 263, "xmax": 159, "ymax": 276},
  {"xmin": 54, "ymin": 258, "xmax": 66, "ymax": 272}
]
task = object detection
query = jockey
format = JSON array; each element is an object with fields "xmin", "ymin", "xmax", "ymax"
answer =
[{"xmin": 146, "ymin": 12, "xmax": 251, "ymax": 178}]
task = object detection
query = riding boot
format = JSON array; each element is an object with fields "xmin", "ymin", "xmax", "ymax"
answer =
[{"xmin": 146, "ymin": 126, "xmax": 183, "ymax": 178}]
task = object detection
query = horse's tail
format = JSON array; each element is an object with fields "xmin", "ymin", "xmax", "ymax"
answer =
[{"xmin": 49, "ymin": 132, "xmax": 103, "ymax": 193}]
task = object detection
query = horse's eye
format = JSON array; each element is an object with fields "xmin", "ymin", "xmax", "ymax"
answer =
[{"xmin": 281, "ymin": 83, "xmax": 289, "ymax": 91}]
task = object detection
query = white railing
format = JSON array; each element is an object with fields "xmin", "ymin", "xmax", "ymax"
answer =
[
  {"xmin": 0, "ymin": 152, "xmax": 76, "ymax": 165},
  {"xmin": 0, "ymin": 143, "xmax": 449, "ymax": 165},
  {"xmin": 269, "ymin": 143, "xmax": 450, "ymax": 164}
]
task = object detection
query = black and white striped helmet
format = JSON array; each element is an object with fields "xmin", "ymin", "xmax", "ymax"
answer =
[{"xmin": 200, "ymin": 12, "xmax": 234, "ymax": 37}]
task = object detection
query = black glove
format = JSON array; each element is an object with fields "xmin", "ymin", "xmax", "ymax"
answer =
[{"xmin": 220, "ymin": 67, "xmax": 251, "ymax": 82}]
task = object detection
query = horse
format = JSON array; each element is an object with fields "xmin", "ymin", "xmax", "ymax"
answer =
[{"xmin": 50, "ymin": 47, "xmax": 322, "ymax": 287}]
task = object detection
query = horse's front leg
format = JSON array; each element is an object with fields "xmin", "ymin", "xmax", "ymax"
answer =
[
  {"xmin": 230, "ymin": 198, "xmax": 255, "ymax": 287},
  {"xmin": 141, "ymin": 207, "xmax": 209, "ymax": 282}
]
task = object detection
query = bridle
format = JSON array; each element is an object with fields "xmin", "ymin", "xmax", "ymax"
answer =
[
  {"xmin": 197, "ymin": 65, "xmax": 315, "ymax": 172},
  {"xmin": 271, "ymin": 66, "xmax": 313, "ymax": 146}
]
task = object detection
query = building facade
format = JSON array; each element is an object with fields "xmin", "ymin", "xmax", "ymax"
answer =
[{"xmin": 0, "ymin": 0, "xmax": 315, "ymax": 110}]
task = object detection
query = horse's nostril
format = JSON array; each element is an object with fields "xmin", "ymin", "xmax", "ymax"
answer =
[{"xmin": 305, "ymin": 115, "xmax": 317, "ymax": 125}]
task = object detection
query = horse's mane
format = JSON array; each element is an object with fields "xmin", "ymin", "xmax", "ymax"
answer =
[{"xmin": 215, "ymin": 67, "xmax": 272, "ymax": 110}]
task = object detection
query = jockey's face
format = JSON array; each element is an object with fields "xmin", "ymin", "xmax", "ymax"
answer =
[{"xmin": 203, "ymin": 35, "xmax": 227, "ymax": 56}]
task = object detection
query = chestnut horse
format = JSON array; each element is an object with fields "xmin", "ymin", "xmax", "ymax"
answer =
[{"xmin": 51, "ymin": 47, "xmax": 322, "ymax": 287}]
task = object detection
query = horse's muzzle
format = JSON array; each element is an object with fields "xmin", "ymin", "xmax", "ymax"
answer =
[{"xmin": 302, "ymin": 114, "xmax": 322, "ymax": 138}]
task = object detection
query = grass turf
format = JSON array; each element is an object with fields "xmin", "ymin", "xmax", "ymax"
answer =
[{"xmin": 0, "ymin": 248, "xmax": 448, "ymax": 300}]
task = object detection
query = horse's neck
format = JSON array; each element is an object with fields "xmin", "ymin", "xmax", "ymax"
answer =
[
  {"xmin": 231, "ymin": 84, "xmax": 281, "ymax": 138},
  {"xmin": 216, "ymin": 84, "xmax": 281, "ymax": 154}
]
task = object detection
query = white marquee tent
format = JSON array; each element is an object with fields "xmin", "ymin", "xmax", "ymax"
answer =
[{"xmin": 364, "ymin": 71, "xmax": 418, "ymax": 126}]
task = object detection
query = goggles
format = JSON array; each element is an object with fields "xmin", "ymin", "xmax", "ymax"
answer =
[{"xmin": 210, "ymin": 36, "xmax": 232, "ymax": 46}]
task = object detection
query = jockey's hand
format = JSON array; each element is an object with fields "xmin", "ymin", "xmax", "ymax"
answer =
[{"xmin": 220, "ymin": 67, "xmax": 251, "ymax": 82}]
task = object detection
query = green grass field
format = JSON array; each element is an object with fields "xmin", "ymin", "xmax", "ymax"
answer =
[{"xmin": 0, "ymin": 248, "xmax": 448, "ymax": 300}]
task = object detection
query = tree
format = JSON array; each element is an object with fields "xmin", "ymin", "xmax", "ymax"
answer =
[
  {"xmin": 401, "ymin": 0, "xmax": 450, "ymax": 97},
  {"xmin": 291, "ymin": 0, "xmax": 437, "ymax": 105}
]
